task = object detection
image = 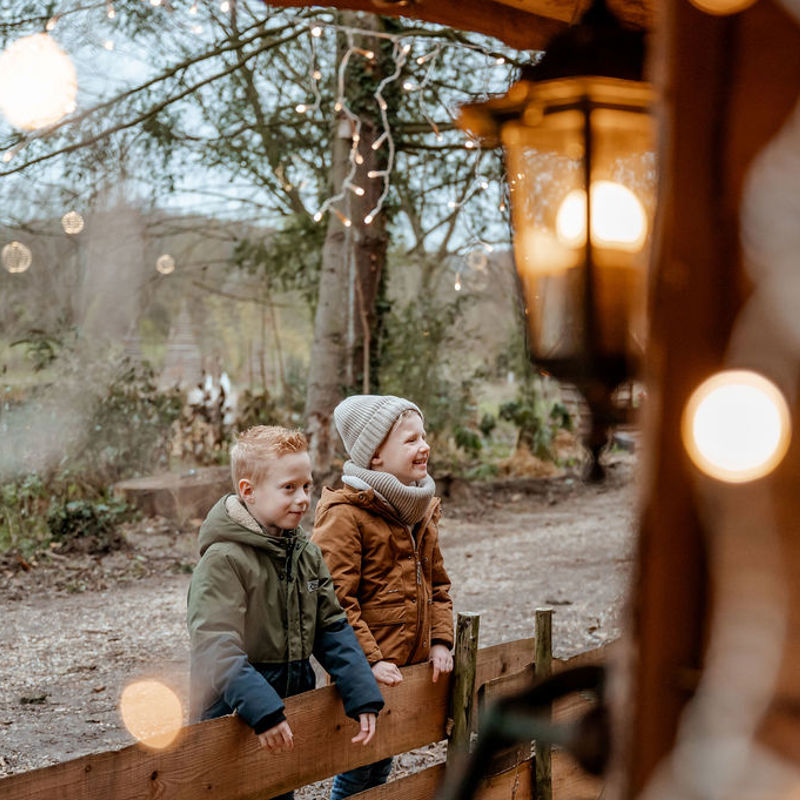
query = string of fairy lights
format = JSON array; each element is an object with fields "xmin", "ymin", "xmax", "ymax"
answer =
[{"xmin": 0, "ymin": 2, "xmax": 514, "ymax": 278}]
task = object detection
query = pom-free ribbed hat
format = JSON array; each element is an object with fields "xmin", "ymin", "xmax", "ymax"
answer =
[{"xmin": 334, "ymin": 394, "xmax": 422, "ymax": 468}]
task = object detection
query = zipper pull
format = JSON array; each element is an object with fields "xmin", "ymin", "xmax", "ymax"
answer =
[{"xmin": 416, "ymin": 561, "xmax": 421, "ymax": 584}]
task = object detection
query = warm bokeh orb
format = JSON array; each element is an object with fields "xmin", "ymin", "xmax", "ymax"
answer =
[
  {"xmin": 682, "ymin": 370, "xmax": 791, "ymax": 483},
  {"xmin": 0, "ymin": 34, "xmax": 77, "ymax": 130},
  {"xmin": 61, "ymin": 210, "xmax": 84, "ymax": 235},
  {"xmin": 119, "ymin": 680, "xmax": 183, "ymax": 749},
  {"xmin": 2, "ymin": 241, "xmax": 32, "ymax": 273},
  {"xmin": 156, "ymin": 254, "xmax": 176, "ymax": 274},
  {"xmin": 687, "ymin": 0, "xmax": 758, "ymax": 15}
]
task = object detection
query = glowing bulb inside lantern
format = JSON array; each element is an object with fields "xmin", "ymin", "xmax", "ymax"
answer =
[
  {"xmin": 0, "ymin": 34, "xmax": 77, "ymax": 131},
  {"xmin": 555, "ymin": 180, "xmax": 647, "ymax": 251},
  {"xmin": 156, "ymin": 254, "xmax": 175, "ymax": 274},
  {"xmin": 2, "ymin": 241, "xmax": 32, "ymax": 273},
  {"xmin": 61, "ymin": 210, "xmax": 84, "ymax": 235},
  {"xmin": 119, "ymin": 680, "xmax": 183, "ymax": 750},
  {"xmin": 682, "ymin": 370, "xmax": 791, "ymax": 483}
]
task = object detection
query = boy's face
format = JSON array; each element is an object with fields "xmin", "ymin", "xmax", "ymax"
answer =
[
  {"xmin": 239, "ymin": 451, "xmax": 312, "ymax": 530},
  {"xmin": 371, "ymin": 412, "xmax": 430, "ymax": 485}
]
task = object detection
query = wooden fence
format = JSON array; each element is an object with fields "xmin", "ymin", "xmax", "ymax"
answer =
[{"xmin": 0, "ymin": 612, "xmax": 607, "ymax": 800}]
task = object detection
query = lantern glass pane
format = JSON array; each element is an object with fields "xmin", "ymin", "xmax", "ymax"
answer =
[
  {"xmin": 588, "ymin": 107, "xmax": 655, "ymax": 357},
  {"xmin": 503, "ymin": 110, "xmax": 586, "ymax": 360}
]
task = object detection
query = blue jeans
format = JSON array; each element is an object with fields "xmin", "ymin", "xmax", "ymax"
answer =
[{"xmin": 330, "ymin": 757, "xmax": 393, "ymax": 800}]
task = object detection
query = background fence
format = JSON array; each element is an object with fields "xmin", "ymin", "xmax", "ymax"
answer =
[{"xmin": 0, "ymin": 611, "xmax": 607, "ymax": 800}]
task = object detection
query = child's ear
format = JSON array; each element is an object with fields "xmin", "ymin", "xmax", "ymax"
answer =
[
  {"xmin": 238, "ymin": 478, "xmax": 254, "ymax": 502},
  {"xmin": 370, "ymin": 451, "xmax": 383, "ymax": 468}
]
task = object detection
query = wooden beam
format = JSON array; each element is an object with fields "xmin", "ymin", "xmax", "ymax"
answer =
[
  {"xmin": 264, "ymin": 0, "xmax": 568, "ymax": 51},
  {"xmin": 629, "ymin": 0, "xmax": 800, "ymax": 792}
]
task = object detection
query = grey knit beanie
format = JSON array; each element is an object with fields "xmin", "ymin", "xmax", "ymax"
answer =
[{"xmin": 334, "ymin": 394, "xmax": 422, "ymax": 468}]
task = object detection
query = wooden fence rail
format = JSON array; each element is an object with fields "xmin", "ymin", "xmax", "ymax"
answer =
[{"xmin": 0, "ymin": 620, "xmax": 607, "ymax": 800}]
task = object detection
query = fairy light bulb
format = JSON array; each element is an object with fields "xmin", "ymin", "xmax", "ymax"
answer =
[
  {"xmin": 555, "ymin": 181, "xmax": 647, "ymax": 251},
  {"xmin": 3, "ymin": 150, "xmax": 12, "ymax": 163},
  {"xmin": 312, "ymin": 69, "xmax": 322, "ymax": 81},
  {"xmin": 454, "ymin": 274, "xmax": 462, "ymax": 292},
  {"xmin": 688, "ymin": 0, "xmax": 757, "ymax": 13},
  {"xmin": 189, "ymin": 3, "xmax": 198, "ymax": 12},
  {"xmin": 220, "ymin": 1, "xmax": 230, "ymax": 12},
  {"xmin": 104, "ymin": 40, "xmax": 114, "ymax": 51},
  {"xmin": 107, "ymin": 6, "xmax": 116, "ymax": 19},
  {"xmin": 350, "ymin": 185, "xmax": 365, "ymax": 196},
  {"xmin": 156, "ymin": 254, "xmax": 175, "ymax": 274},
  {"xmin": 2, "ymin": 241, "xmax": 32, "ymax": 273},
  {"xmin": 465, "ymin": 140, "xmax": 476, "ymax": 149},
  {"xmin": 0, "ymin": 34, "xmax": 77, "ymax": 130},
  {"xmin": 45, "ymin": 16, "xmax": 59, "ymax": 31},
  {"xmin": 61, "ymin": 210, "xmax": 84, "ymax": 234},
  {"xmin": 682, "ymin": 370, "xmax": 791, "ymax": 483},
  {"xmin": 313, "ymin": 211, "xmax": 323, "ymax": 222},
  {"xmin": 364, "ymin": 213, "xmax": 375, "ymax": 225},
  {"xmin": 310, "ymin": 25, "xmax": 322, "ymax": 37}
]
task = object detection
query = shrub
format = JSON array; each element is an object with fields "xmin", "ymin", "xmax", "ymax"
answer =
[{"xmin": 47, "ymin": 496, "xmax": 133, "ymax": 554}]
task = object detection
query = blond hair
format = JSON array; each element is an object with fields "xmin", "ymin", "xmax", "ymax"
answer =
[{"xmin": 230, "ymin": 425, "xmax": 308, "ymax": 490}]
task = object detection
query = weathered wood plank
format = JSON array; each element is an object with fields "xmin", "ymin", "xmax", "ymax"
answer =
[
  {"xmin": 0, "ymin": 661, "xmax": 449, "ymax": 800},
  {"xmin": 0, "ymin": 638, "xmax": 565, "ymax": 800},
  {"xmin": 350, "ymin": 764, "xmax": 446, "ymax": 800},
  {"xmin": 476, "ymin": 637, "xmax": 535, "ymax": 690},
  {"xmin": 448, "ymin": 612, "xmax": 481, "ymax": 762},
  {"xmin": 535, "ymin": 609, "xmax": 553, "ymax": 800}
]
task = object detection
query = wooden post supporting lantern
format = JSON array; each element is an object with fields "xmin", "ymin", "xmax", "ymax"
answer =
[{"xmin": 459, "ymin": 0, "xmax": 654, "ymax": 478}]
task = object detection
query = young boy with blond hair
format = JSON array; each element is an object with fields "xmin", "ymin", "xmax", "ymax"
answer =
[
  {"xmin": 187, "ymin": 425, "xmax": 383, "ymax": 800},
  {"xmin": 313, "ymin": 396, "xmax": 454, "ymax": 800}
]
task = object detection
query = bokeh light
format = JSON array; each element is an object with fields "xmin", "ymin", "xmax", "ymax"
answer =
[
  {"xmin": 156, "ymin": 254, "xmax": 175, "ymax": 274},
  {"xmin": 2, "ymin": 241, "xmax": 32, "ymax": 273},
  {"xmin": 687, "ymin": 0, "xmax": 758, "ymax": 14},
  {"xmin": 119, "ymin": 680, "xmax": 183, "ymax": 749},
  {"xmin": 61, "ymin": 210, "xmax": 84, "ymax": 235},
  {"xmin": 682, "ymin": 370, "xmax": 791, "ymax": 483},
  {"xmin": 556, "ymin": 180, "xmax": 647, "ymax": 252},
  {"xmin": 0, "ymin": 34, "xmax": 77, "ymax": 131}
]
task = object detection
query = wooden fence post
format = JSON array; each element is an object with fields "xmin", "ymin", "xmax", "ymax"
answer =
[
  {"xmin": 447, "ymin": 611, "xmax": 481, "ymax": 766},
  {"xmin": 534, "ymin": 608, "xmax": 553, "ymax": 800}
]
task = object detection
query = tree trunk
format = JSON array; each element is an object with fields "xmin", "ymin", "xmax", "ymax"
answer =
[{"xmin": 304, "ymin": 11, "xmax": 391, "ymax": 490}]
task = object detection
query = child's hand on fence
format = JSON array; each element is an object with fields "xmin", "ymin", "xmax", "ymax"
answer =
[
  {"xmin": 258, "ymin": 720, "xmax": 294, "ymax": 753},
  {"xmin": 351, "ymin": 712, "xmax": 377, "ymax": 745},
  {"xmin": 429, "ymin": 644, "xmax": 453, "ymax": 682},
  {"xmin": 371, "ymin": 660, "xmax": 403, "ymax": 686}
]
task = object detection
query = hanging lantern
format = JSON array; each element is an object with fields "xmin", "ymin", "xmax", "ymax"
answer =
[
  {"xmin": 0, "ymin": 33, "xmax": 77, "ymax": 131},
  {"xmin": 61, "ymin": 210, "xmax": 84, "ymax": 235},
  {"xmin": 156, "ymin": 254, "xmax": 176, "ymax": 274},
  {"xmin": 459, "ymin": 0, "xmax": 655, "ymax": 478},
  {"xmin": 2, "ymin": 241, "xmax": 33, "ymax": 274}
]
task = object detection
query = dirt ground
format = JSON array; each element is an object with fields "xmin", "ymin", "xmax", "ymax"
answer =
[{"xmin": 0, "ymin": 461, "xmax": 638, "ymax": 791}]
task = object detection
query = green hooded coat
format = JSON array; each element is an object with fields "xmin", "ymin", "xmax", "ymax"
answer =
[{"xmin": 187, "ymin": 494, "xmax": 383, "ymax": 733}]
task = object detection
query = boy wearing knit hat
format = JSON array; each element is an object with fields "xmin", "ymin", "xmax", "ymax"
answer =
[{"xmin": 313, "ymin": 395, "xmax": 454, "ymax": 800}]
